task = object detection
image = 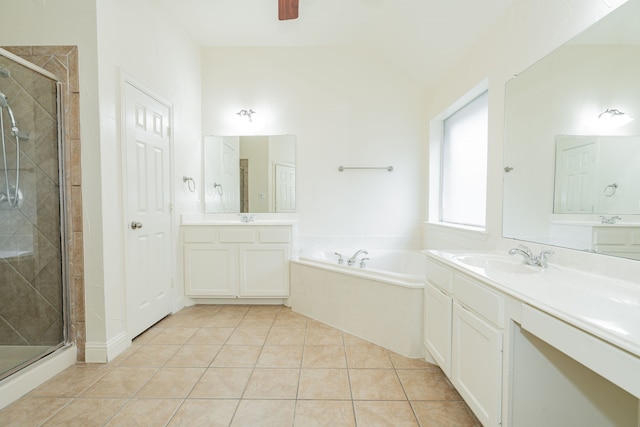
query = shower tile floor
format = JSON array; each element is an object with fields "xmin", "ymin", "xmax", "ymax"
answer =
[{"xmin": 0, "ymin": 305, "xmax": 481, "ymax": 426}]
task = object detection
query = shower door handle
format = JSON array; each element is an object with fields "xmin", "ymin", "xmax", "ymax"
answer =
[{"xmin": 130, "ymin": 221, "xmax": 143, "ymax": 230}]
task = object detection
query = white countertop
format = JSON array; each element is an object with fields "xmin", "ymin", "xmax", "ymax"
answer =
[
  {"xmin": 550, "ymin": 221, "xmax": 640, "ymax": 227},
  {"xmin": 424, "ymin": 249, "xmax": 640, "ymax": 358},
  {"xmin": 181, "ymin": 214, "xmax": 297, "ymax": 226}
]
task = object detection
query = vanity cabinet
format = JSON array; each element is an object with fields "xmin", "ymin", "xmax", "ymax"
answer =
[
  {"xmin": 424, "ymin": 258, "xmax": 503, "ymax": 427},
  {"xmin": 424, "ymin": 282, "xmax": 452, "ymax": 375},
  {"xmin": 182, "ymin": 224, "xmax": 292, "ymax": 298},
  {"xmin": 425, "ymin": 250, "xmax": 640, "ymax": 427},
  {"xmin": 592, "ymin": 226, "xmax": 640, "ymax": 260},
  {"xmin": 184, "ymin": 243, "xmax": 236, "ymax": 296},
  {"xmin": 451, "ymin": 301, "xmax": 502, "ymax": 427},
  {"xmin": 424, "ymin": 258, "xmax": 453, "ymax": 376}
]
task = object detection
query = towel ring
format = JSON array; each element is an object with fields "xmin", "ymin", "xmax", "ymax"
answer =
[
  {"xmin": 183, "ymin": 176, "xmax": 196, "ymax": 193},
  {"xmin": 603, "ymin": 183, "xmax": 618, "ymax": 197}
]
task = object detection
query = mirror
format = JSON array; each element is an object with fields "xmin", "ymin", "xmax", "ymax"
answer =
[
  {"xmin": 503, "ymin": 0, "xmax": 640, "ymax": 261},
  {"xmin": 203, "ymin": 135, "xmax": 296, "ymax": 213}
]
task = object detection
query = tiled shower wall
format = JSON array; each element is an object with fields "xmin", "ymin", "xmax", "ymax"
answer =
[{"xmin": 1, "ymin": 46, "xmax": 85, "ymax": 361}]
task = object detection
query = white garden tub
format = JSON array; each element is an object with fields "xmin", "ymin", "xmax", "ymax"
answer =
[{"xmin": 290, "ymin": 249, "xmax": 425, "ymax": 358}]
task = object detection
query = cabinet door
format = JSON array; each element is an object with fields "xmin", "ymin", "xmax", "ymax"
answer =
[
  {"xmin": 184, "ymin": 243, "xmax": 237, "ymax": 296},
  {"xmin": 424, "ymin": 282, "xmax": 452, "ymax": 376},
  {"xmin": 452, "ymin": 302, "xmax": 502, "ymax": 427},
  {"xmin": 238, "ymin": 244, "xmax": 290, "ymax": 297}
]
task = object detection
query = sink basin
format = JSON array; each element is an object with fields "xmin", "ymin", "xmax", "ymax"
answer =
[{"xmin": 453, "ymin": 254, "xmax": 540, "ymax": 275}]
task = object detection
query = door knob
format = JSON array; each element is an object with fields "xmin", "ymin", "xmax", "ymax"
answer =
[{"xmin": 130, "ymin": 221, "xmax": 143, "ymax": 230}]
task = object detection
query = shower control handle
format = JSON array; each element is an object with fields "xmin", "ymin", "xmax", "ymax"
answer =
[{"xmin": 130, "ymin": 221, "xmax": 143, "ymax": 230}]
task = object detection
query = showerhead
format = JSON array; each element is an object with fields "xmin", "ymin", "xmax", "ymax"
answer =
[
  {"xmin": 0, "ymin": 66, "xmax": 9, "ymax": 78},
  {"xmin": 0, "ymin": 92, "xmax": 18, "ymax": 130}
]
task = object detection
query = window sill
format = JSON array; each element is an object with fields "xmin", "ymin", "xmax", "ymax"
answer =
[{"xmin": 424, "ymin": 221, "xmax": 489, "ymax": 240}]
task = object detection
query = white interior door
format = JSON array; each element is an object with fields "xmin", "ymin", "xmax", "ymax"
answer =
[
  {"xmin": 555, "ymin": 139, "xmax": 597, "ymax": 214},
  {"xmin": 222, "ymin": 137, "xmax": 240, "ymax": 212},
  {"xmin": 124, "ymin": 82, "xmax": 173, "ymax": 339},
  {"xmin": 275, "ymin": 163, "xmax": 295, "ymax": 212}
]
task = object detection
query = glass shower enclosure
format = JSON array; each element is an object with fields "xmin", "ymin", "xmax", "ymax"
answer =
[{"xmin": 0, "ymin": 51, "xmax": 68, "ymax": 380}]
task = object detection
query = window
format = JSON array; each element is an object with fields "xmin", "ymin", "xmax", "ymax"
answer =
[{"xmin": 429, "ymin": 86, "xmax": 488, "ymax": 229}]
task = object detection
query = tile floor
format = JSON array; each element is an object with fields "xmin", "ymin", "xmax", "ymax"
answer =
[{"xmin": 0, "ymin": 305, "xmax": 481, "ymax": 426}]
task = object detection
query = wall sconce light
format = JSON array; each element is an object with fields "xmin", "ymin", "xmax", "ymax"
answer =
[
  {"xmin": 237, "ymin": 109, "xmax": 256, "ymax": 122},
  {"xmin": 598, "ymin": 108, "xmax": 634, "ymax": 128}
]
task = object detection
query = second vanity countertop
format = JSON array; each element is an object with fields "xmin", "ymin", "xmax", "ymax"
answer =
[
  {"xmin": 423, "ymin": 249, "xmax": 640, "ymax": 358},
  {"xmin": 181, "ymin": 214, "xmax": 298, "ymax": 226}
]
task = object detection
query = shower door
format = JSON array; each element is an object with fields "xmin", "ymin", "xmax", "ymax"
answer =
[{"xmin": 0, "ymin": 51, "xmax": 67, "ymax": 380}]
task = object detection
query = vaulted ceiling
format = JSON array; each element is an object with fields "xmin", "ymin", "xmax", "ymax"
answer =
[{"xmin": 157, "ymin": 0, "xmax": 516, "ymax": 87}]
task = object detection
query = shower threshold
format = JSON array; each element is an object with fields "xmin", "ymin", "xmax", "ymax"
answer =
[{"xmin": 0, "ymin": 345, "xmax": 60, "ymax": 380}]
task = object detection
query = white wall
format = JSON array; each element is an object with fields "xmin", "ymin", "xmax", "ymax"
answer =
[
  {"xmin": 424, "ymin": 0, "xmax": 640, "ymax": 281},
  {"xmin": 200, "ymin": 47, "xmax": 426, "ymax": 250},
  {"xmin": 93, "ymin": 0, "xmax": 201, "ymax": 359}
]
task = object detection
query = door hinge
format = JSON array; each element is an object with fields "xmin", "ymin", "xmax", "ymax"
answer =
[
  {"xmin": 169, "ymin": 202, "xmax": 174, "ymax": 213},
  {"xmin": 167, "ymin": 126, "xmax": 172, "ymax": 137}
]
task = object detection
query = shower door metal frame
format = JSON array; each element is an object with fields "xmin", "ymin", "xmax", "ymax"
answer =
[
  {"xmin": 55, "ymin": 79, "xmax": 71, "ymax": 347},
  {"xmin": 0, "ymin": 48, "xmax": 71, "ymax": 379}
]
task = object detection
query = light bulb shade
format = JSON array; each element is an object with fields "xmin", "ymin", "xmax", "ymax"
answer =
[
  {"xmin": 598, "ymin": 108, "xmax": 634, "ymax": 127},
  {"xmin": 236, "ymin": 109, "xmax": 256, "ymax": 122}
]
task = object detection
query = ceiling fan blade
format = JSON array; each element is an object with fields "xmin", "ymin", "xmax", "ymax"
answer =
[{"xmin": 278, "ymin": 0, "xmax": 299, "ymax": 20}]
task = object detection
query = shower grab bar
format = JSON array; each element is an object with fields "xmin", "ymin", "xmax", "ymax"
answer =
[{"xmin": 338, "ymin": 166, "xmax": 393, "ymax": 172}]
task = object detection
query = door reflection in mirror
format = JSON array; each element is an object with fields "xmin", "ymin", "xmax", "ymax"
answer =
[{"xmin": 203, "ymin": 135, "xmax": 296, "ymax": 213}]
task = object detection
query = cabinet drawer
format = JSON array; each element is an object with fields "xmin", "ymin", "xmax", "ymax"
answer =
[
  {"xmin": 593, "ymin": 228, "xmax": 629, "ymax": 245},
  {"xmin": 183, "ymin": 227, "xmax": 215, "ymax": 243},
  {"xmin": 454, "ymin": 274, "xmax": 504, "ymax": 328},
  {"xmin": 219, "ymin": 229, "xmax": 255, "ymax": 243},
  {"xmin": 259, "ymin": 228, "xmax": 291, "ymax": 243},
  {"xmin": 425, "ymin": 258, "xmax": 454, "ymax": 293}
]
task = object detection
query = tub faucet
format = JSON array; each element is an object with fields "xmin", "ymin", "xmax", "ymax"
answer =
[
  {"xmin": 348, "ymin": 249, "xmax": 368, "ymax": 266},
  {"xmin": 334, "ymin": 252, "xmax": 344, "ymax": 264},
  {"xmin": 359, "ymin": 257, "xmax": 370, "ymax": 268}
]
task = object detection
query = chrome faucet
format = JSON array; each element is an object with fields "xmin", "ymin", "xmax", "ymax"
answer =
[
  {"xmin": 508, "ymin": 245, "xmax": 537, "ymax": 265},
  {"xmin": 347, "ymin": 249, "xmax": 368, "ymax": 266},
  {"xmin": 238, "ymin": 213, "xmax": 256, "ymax": 223},
  {"xmin": 334, "ymin": 252, "xmax": 344, "ymax": 264},
  {"xmin": 508, "ymin": 245, "xmax": 554, "ymax": 268},
  {"xmin": 359, "ymin": 257, "xmax": 370, "ymax": 268},
  {"xmin": 600, "ymin": 215, "xmax": 621, "ymax": 224},
  {"xmin": 537, "ymin": 249, "xmax": 554, "ymax": 268}
]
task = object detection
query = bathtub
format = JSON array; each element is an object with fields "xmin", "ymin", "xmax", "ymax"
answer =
[{"xmin": 290, "ymin": 249, "xmax": 425, "ymax": 358}]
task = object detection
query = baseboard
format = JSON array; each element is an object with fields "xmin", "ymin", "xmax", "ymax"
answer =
[
  {"xmin": 190, "ymin": 298, "xmax": 287, "ymax": 305},
  {"xmin": 85, "ymin": 331, "xmax": 130, "ymax": 363}
]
